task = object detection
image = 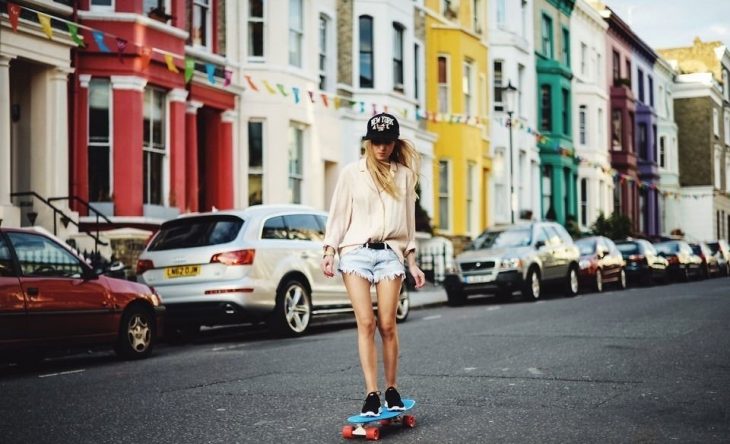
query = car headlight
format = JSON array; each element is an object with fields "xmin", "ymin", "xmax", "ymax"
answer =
[
  {"xmin": 500, "ymin": 258, "xmax": 522, "ymax": 270},
  {"xmin": 579, "ymin": 259, "xmax": 592, "ymax": 269}
]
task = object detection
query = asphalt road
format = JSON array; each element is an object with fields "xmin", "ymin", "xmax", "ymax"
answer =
[{"xmin": 1, "ymin": 278, "xmax": 729, "ymax": 443}]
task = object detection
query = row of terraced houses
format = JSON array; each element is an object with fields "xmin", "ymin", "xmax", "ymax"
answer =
[{"xmin": 1, "ymin": 0, "xmax": 729, "ymax": 265}]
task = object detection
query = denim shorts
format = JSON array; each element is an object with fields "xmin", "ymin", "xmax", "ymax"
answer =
[{"xmin": 338, "ymin": 247, "xmax": 406, "ymax": 283}]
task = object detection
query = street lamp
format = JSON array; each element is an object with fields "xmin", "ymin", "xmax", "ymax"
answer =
[{"xmin": 502, "ymin": 80, "xmax": 519, "ymax": 224}]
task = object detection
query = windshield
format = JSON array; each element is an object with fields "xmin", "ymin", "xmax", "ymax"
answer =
[
  {"xmin": 690, "ymin": 244, "xmax": 702, "ymax": 255},
  {"xmin": 655, "ymin": 242, "xmax": 678, "ymax": 254},
  {"xmin": 616, "ymin": 242, "xmax": 639, "ymax": 255},
  {"xmin": 148, "ymin": 215, "xmax": 244, "ymax": 251},
  {"xmin": 575, "ymin": 239, "xmax": 596, "ymax": 255},
  {"xmin": 706, "ymin": 242, "xmax": 719, "ymax": 254},
  {"xmin": 470, "ymin": 228, "xmax": 531, "ymax": 250}
]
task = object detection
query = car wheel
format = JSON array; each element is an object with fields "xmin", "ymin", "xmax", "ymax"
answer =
[
  {"xmin": 617, "ymin": 268, "xmax": 627, "ymax": 290},
  {"xmin": 595, "ymin": 269, "xmax": 603, "ymax": 293},
  {"xmin": 565, "ymin": 265, "xmax": 579, "ymax": 297},
  {"xmin": 268, "ymin": 278, "xmax": 312, "ymax": 336},
  {"xmin": 115, "ymin": 305, "xmax": 155, "ymax": 360},
  {"xmin": 522, "ymin": 267, "xmax": 541, "ymax": 301},
  {"xmin": 681, "ymin": 266, "xmax": 690, "ymax": 282},
  {"xmin": 702, "ymin": 265, "xmax": 709, "ymax": 280},
  {"xmin": 395, "ymin": 286, "xmax": 410, "ymax": 323},
  {"xmin": 445, "ymin": 285, "xmax": 466, "ymax": 306}
]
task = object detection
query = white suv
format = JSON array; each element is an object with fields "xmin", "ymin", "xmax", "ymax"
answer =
[{"xmin": 136, "ymin": 205, "xmax": 410, "ymax": 337}]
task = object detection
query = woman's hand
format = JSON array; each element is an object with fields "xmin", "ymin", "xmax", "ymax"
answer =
[
  {"xmin": 408, "ymin": 264, "xmax": 426, "ymax": 289},
  {"xmin": 321, "ymin": 255, "xmax": 335, "ymax": 278}
]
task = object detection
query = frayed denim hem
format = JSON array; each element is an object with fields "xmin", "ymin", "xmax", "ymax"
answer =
[
  {"xmin": 339, "ymin": 267, "xmax": 375, "ymax": 283},
  {"xmin": 373, "ymin": 271, "xmax": 406, "ymax": 284}
]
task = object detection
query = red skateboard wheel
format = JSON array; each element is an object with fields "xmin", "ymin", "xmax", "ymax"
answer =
[
  {"xmin": 365, "ymin": 427, "xmax": 380, "ymax": 441},
  {"xmin": 403, "ymin": 415, "xmax": 416, "ymax": 428},
  {"xmin": 342, "ymin": 425, "xmax": 354, "ymax": 439}
]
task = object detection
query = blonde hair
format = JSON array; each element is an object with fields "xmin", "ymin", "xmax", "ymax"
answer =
[{"xmin": 364, "ymin": 138, "xmax": 420, "ymax": 199}]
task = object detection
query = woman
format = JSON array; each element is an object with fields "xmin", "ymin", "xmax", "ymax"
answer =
[{"xmin": 321, "ymin": 113, "xmax": 426, "ymax": 416}]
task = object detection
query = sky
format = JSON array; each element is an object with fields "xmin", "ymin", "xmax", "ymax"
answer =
[{"xmin": 603, "ymin": 0, "xmax": 730, "ymax": 50}]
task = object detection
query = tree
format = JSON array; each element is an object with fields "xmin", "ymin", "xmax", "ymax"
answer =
[{"xmin": 590, "ymin": 212, "xmax": 632, "ymax": 240}]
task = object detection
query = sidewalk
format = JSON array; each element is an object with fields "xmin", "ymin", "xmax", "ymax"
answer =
[{"xmin": 407, "ymin": 282, "xmax": 447, "ymax": 308}]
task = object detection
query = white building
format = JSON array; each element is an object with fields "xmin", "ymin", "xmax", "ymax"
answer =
[
  {"xmin": 488, "ymin": 0, "xmax": 540, "ymax": 225},
  {"xmin": 571, "ymin": 0, "xmax": 612, "ymax": 231},
  {"xmin": 653, "ymin": 57, "xmax": 680, "ymax": 235}
]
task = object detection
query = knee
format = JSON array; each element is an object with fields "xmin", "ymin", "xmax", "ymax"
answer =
[
  {"xmin": 378, "ymin": 321, "xmax": 397, "ymax": 339},
  {"xmin": 358, "ymin": 317, "xmax": 377, "ymax": 336}
]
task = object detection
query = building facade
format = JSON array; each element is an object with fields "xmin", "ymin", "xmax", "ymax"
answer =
[
  {"xmin": 425, "ymin": 0, "xmax": 490, "ymax": 238},
  {"xmin": 534, "ymin": 0, "xmax": 578, "ymax": 226},
  {"xmin": 571, "ymin": 0, "xmax": 611, "ymax": 231},
  {"xmin": 653, "ymin": 57, "xmax": 680, "ymax": 235},
  {"xmin": 488, "ymin": 0, "xmax": 541, "ymax": 226}
]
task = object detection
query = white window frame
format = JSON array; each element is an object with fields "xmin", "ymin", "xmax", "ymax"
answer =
[
  {"xmin": 597, "ymin": 107, "xmax": 604, "ymax": 148},
  {"xmin": 496, "ymin": 0, "xmax": 506, "ymax": 28},
  {"xmin": 88, "ymin": 78, "xmax": 114, "ymax": 203},
  {"xmin": 726, "ymin": 156, "xmax": 730, "ymax": 192},
  {"xmin": 466, "ymin": 161, "xmax": 476, "ymax": 234},
  {"xmin": 463, "ymin": 59, "xmax": 475, "ymax": 115},
  {"xmin": 579, "ymin": 105, "xmax": 587, "ymax": 146},
  {"xmin": 725, "ymin": 112, "xmax": 730, "ymax": 145},
  {"xmin": 713, "ymin": 108, "xmax": 719, "ymax": 138},
  {"xmin": 247, "ymin": 0, "xmax": 266, "ymax": 61},
  {"xmin": 191, "ymin": 0, "xmax": 213, "ymax": 50},
  {"xmin": 517, "ymin": 64, "xmax": 525, "ymax": 116},
  {"xmin": 393, "ymin": 22, "xmax": 405, "ymax": 92},
  {"xmin": 472, "ymin": 0, "xmax": 482, "ymax": 34},
  {"xmin": 318, "ymin": 13, "xmax": 330, "ymax": 91},
  {"xmin": 493, "ymin": 59, "xmax": 503, "ymax": 112},
  {"xmin": 248, "ymin": 119, "xmax": 265, "ymax": 205},
  {"xmin": 143, "ymin": 87, "xmax": 169, "ymax": 206},
  {"xmin": 289, "ymin": 122, "xmax": 305, "ymax": 204},
  {"xmin": 90, "ymin": 0, "xmax": 114, "ymax": 11},
  {"xmin": 289, "ymin": 0, "xmax": 304, "ymax": 68},
  {"xmin": 438, "ymin": 160, "xmax": 451, "ymax": 231},
  {"xmin": 714, "ymin": 146, "xmax": 722, "ymax": 189},
  {"xmin": 580, "ymin": 42, "xmax": 587, "ymax": 77},
  {"xmin": 438, "ymin": 54, "xmax": 450, "ymax": 114},
  {"xmin": 658, "ymin": 135, "xmax": 666, "ymax": 169}
]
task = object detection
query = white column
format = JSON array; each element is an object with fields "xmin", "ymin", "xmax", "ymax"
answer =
[
  {"xmin": 49, "ymin": 67, "xmax": 72, "ymax": 200},
  {"xmin": 0, "ymin": 55, "xmax": 20, "ymax": 227}
]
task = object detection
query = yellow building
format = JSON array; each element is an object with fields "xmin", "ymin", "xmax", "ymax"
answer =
[{"xmin": 425, "ymin": 0, "xmax": 491, "ymax": 240}]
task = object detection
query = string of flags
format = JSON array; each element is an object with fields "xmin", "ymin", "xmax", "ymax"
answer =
[{"xmin": 3, "ymin": 2, "xmax": 232, "ymax": 86}]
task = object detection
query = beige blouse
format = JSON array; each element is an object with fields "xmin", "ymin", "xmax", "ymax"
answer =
[{"xmin": 324, "ymin": 158, "xmax": 417, "ymax": 263}]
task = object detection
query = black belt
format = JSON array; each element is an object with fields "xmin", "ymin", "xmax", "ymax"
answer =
[{"xmin": 363, "ymin": 242, "xmax": 390, "ymax": 250}]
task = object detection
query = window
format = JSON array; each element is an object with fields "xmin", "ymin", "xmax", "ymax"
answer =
[
  {"xmin": 561, "ymin": 28, "xmax": 570, "ymax": 67},
  {"xmin": 541, "ymin": 14, "xmax": 553, "ymax": 58},
  {"xmin": 520, "ymin": 0, "xmax": 527, "ymax": 37},
  {"xmin": 628, "ymin": 111, "xmax": 634, "ymax": 152},
  {"xmin": 467, "ymin": 161, "xmax": 476, "ymax": 233},
  {"xmin": 612, "ymin": 50, "xmax": 620, "ymax": 83},
  {"xmin": 359, "ymin": 16, "xmax": 374, "ymax": 88},
  {"xmin": 724, "ymin": 69, "xmax": 730, "ymax": 101},
  {"xmin": 143, "ymin": 87, "xmax": 166, "ymax": 206},
  {"xmin": 288, "ymin": 124, "xmax": 304, "ymax": 203},
  {"xmin": 725, "ymin": 113, "xmax": 730, "ymax": 144},
  {"xmin": 318, "ymin": 14, "xmax": 329, "ymax": 90},
  {"xmin": 648, "ymin": 76, "xmax": 654, "ymax": 107},
  {"xmin": 414, "ymin": 43, "xmax": 421, "ymax": 103},
  {"xmin": 652, "ymin": 125, "xmax": 657, "ymax": 163},
  {"xmin": 438, "ymin": 55, "xmax": 449, "ymax": 113},
  {"xmin": 580, "ymin": 179, "xmax": 587, "ymax": 227},
  {"xmin": 638, "ymin": 69, "xmax": 644, "ymax": 103},
  {"xmin": 596, "ymin": 52, "xmax": 602, "ymax": 84},
  {"xmin": 248, "ymin": 120, "xmax": 264, "ymax": 205},
  {"xmin": 597, "ymin": 108, "xmax": 604, "ymax": 146},
  {"xmin": 625, "ymin": 60, "xmax": 632, "ymax": 87},
  {"xmin": 611, "ymin": 109, "xmax": 622, "ymax": 151},
  {"xmin": 493, "ymin": 60, "xmax": 503, "ymax": 111},
  {"xmin": 150, "ymin": 215, "xmax": 243, "ymax": 250},
  {"xmin": 726, "ymin": 157, "xmax": 730, "ymax": 191},
  {"xmin": 393, "ymin": 23, "xmax": 404, "ymax": 92},
  {"xmin": 88, "ymin": 79, "xmax": 111, "ymax": 202},
  {"xmin": 0, "ymin": 235, "xmax": 15, "ymax": 277},
  {"xmin": 714, "ymin": 147, "xmax": 721, "ymax": 189},
  {"xmin": 473, "ymin": 0, "xmax": 483, "ymax": 33},
  {"xmin": 248, "ymin": 0, "xmax": 265, "ymax": 59},
  {"xmin": 659, "ymin": 136, "xmax": 666, "ymax": 169},
  {"xmin": 713, "ymin": 108, "xmax": 719, "ymax": 137},
  {"xmin": 463, "ymin": 60, "xmax": 474, "ymax": 115},
  {"xmin": 580, "ymin": 42, "xmax": 587, "ymax": 76},
  {"xmin": 438, "ymin": 160, "xmax": 450, "ymax": 230},
  {"xmin": 262, "ymin": 216, "xmax": 288, "ymax": 240},
  {"xmin": 579, "ymin": 105, "xmax": 587, "ymax": 145},
  {"xmin": 289, "ymin": 0, "xmax": 303, "ymax": 67},
  {"xmin": 90, "ymin": 0, "xmax": 112, "ymax": 8},
  {"xmin": 8, "ymin": 232, "xmax": 84, "ymax": 278},
  {"xmin": 285, "ymin": 214, "xmax": 324, "ymax": 241},
  {"xmin": 517, "ymin": 64, "xmax": 525, "ymax": 115},
  {"xmin": 496, "ymin": 0, "xmax": 505, "ymax": 27},
  {"xmin": 191, "ymin": 0, "xmax": 212, "ymax": 48},
  {"xmin": 638, "ymin": 123, "xmax": 647, "ymax": 159},
  {"xmin": 561, "ymin": 88, "xmax": 569, "ymax": 135},
  {"xmin": 540, "ymin": 85, "xmax": 551, "ymax": 132},
  {"xmin": 542, "ymin": 166, "xmax": 553, "ymax": 219},
  {"xmin": 143, "ymin": 0, "xmax": 167, "ymax": 16}
]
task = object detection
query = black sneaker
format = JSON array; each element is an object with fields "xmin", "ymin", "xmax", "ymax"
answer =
[
  {"xmin": 384, "ymin": 386, "xmax": 405, "ymax": 411},
  {"xmin": 361, "ymin": 391, "xmax": 381, "ymax": 417}
]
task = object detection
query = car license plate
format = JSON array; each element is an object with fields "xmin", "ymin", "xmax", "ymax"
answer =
[
  {"xmin": 463, "ymin": 274, "xmax": 495, "ymax": 284},
  {"xmin": 165, "ymin": 265, "xmax": 200, "ymax": 279}
]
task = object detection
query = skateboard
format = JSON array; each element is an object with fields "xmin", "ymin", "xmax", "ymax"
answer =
[{"xmin": 342, "ymin": 399, "xmax": 416, "ymax": 441}]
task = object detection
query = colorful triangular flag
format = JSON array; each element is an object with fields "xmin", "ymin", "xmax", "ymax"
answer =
[
  {"xmin": 184, "ymin": 58, "xmax": 195, "ymax": 83},
  {"xmin": 8, "ymin": 3, "xmax": 20, "ymax": 32},
  {"xmin": 93, "ymin": 31, "xmax": 110, "ymax": 52},
  {"xmin": 37, "ymin": 13, "xmax": 53, "ymax": 39},
  {"xmin": 164, "ymin": 54, "xmax": 179, "ymax": 73},
  {"xmin": 205, "ymin": 63, "xmax": 216, "ymax": 84},
  {"xmin": 67, "ymin": 23, "xmax": 85, "ymax": 47}
]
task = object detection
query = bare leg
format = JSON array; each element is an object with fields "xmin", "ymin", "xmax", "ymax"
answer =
[
  {"xmin": 376, "ymin": 278, "xmax": 403, "ymax": 389},
  {"xmin": 343, "ymin": 274, "xmax": 378, "ymax": 394}
]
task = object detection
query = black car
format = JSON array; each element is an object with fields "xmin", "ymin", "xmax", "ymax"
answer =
[
  {"xmin": 689, "ymin": 242, "xmax": 720, "ymax": 278},
  {"xmin": 654, "ymin": 240, "xmax": 703, "ymax": 282},
  {"xmin": 706, "ymin": 240, "xmax": 730, "ymax": 277},
  {"xmin": 614, "ymin": 239, "xmax": 668, "ymax": 285}
]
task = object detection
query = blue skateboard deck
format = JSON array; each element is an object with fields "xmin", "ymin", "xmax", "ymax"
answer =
[{"xmin": 343, "ymin": 399, "xmax": 416, "ymax": 440}]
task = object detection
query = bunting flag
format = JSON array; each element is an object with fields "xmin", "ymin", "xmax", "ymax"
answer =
[
  {"xmin": 164, "ymin": 54, "xmax": 179, "ymax": 73},
  {"xmin": 139, "ymin": 46, "xmax": 152, "ymax": 70},
  {"xmin": 263, "ymin": 80, "xmax": 277, "ymax": 94},
  {"xmin": 292, "ymin": 87, "xmax": 301, "ymax": 104},
  {"xmin": 245, "ymin": 75, "xmax": 259, "ymax": 91},
  {"xmin": 67, "ymin": 22, "xmax": 85, "ymax": 47},
  {"xmin": 276, "ymin": 83, "xmax": 288, "ymax": 96},
  {"xmin": 115, "ymin": 38, "xmax": 127, "ymax": 63},
  {"xmin": 321, "ymin": 94, "xmax": 329, "ymax": 107},
  {"xmin": 333, "ymin": 97, "xmax": 341, "ymax": 109},
  {"xmin": 37, "ymin": 13, "xmax": 53, "ymax": 39},
  {"xmin": 8, "ymin": 2, "xmax": 20, "ymax": 32},
  {"xmin": 205, "ymin": 63, "xmax": 216, "ymax": 84},
  {"xmin": 184, "ymin": 58, "xmax": 195, "ymax": 83},
  {"xmin": 224, "ymin": 69, "xmax": 232, "ymax": 87},
  {"xmin": 308, "ymin": 90, "xmax": 315, "ymax": 103},
  {"xmin": 93, "ymin": 31, "xmax": 110, "ymax": 52}
]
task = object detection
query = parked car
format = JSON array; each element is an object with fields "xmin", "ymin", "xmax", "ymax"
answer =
[
  {"xmin": 706, "ymin": 240, "xmax": 730, "ymax": 277},
  {"xmin": 0, "ymin": 228, "xmax": 163, "ymax": 362},
  {"xmin": 689, "ymin": 242, "xmax": 720, "ymax": 278},
  {"xmin": 614, "ymin": 239, "xmax": 668, "ymax": 285},
  {"xmin": 654, "ymin": 240, "xmax": 702, "ymax": 282},
  {"xmin": 136, "ymin": 205, "xmax": 410, "ymax": 338},
  {"xmin": 575, "ymin": 236, "xmax": 626, "ymax": 292},
  {"xmin": 443, "ymin": 222, "xmax": 580, "ymax": 305}
]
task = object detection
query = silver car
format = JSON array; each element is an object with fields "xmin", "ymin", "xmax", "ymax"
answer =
[
  {"xmin": 136, "ymin": 205, "xmax": 409, "ymax": 337},
  {"xmin": 443, "ymin": 222, "xmax": 580, "ymax": 305}
]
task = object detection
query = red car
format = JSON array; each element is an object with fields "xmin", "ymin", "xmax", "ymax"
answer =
[
  {"xmin": 576, "ymin": 236, "xmax": 627, "ymax": 292},
  {"xmin": 0, "ymin": 228, "xmax": 164, "ymax": 362}
]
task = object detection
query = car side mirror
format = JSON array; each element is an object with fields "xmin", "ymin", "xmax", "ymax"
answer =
[
  {"xmin": 535, "ymin": 240, "xmax": 545, "ymax": 249},
  {"xmin": 82, "ymin": 267, "xmax": 99, "ymax": 280}
]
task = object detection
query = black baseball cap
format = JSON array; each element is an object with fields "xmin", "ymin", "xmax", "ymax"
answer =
[{"xmin": 364, "ymin": 113, "xmax": 400, "ymax": 143}]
